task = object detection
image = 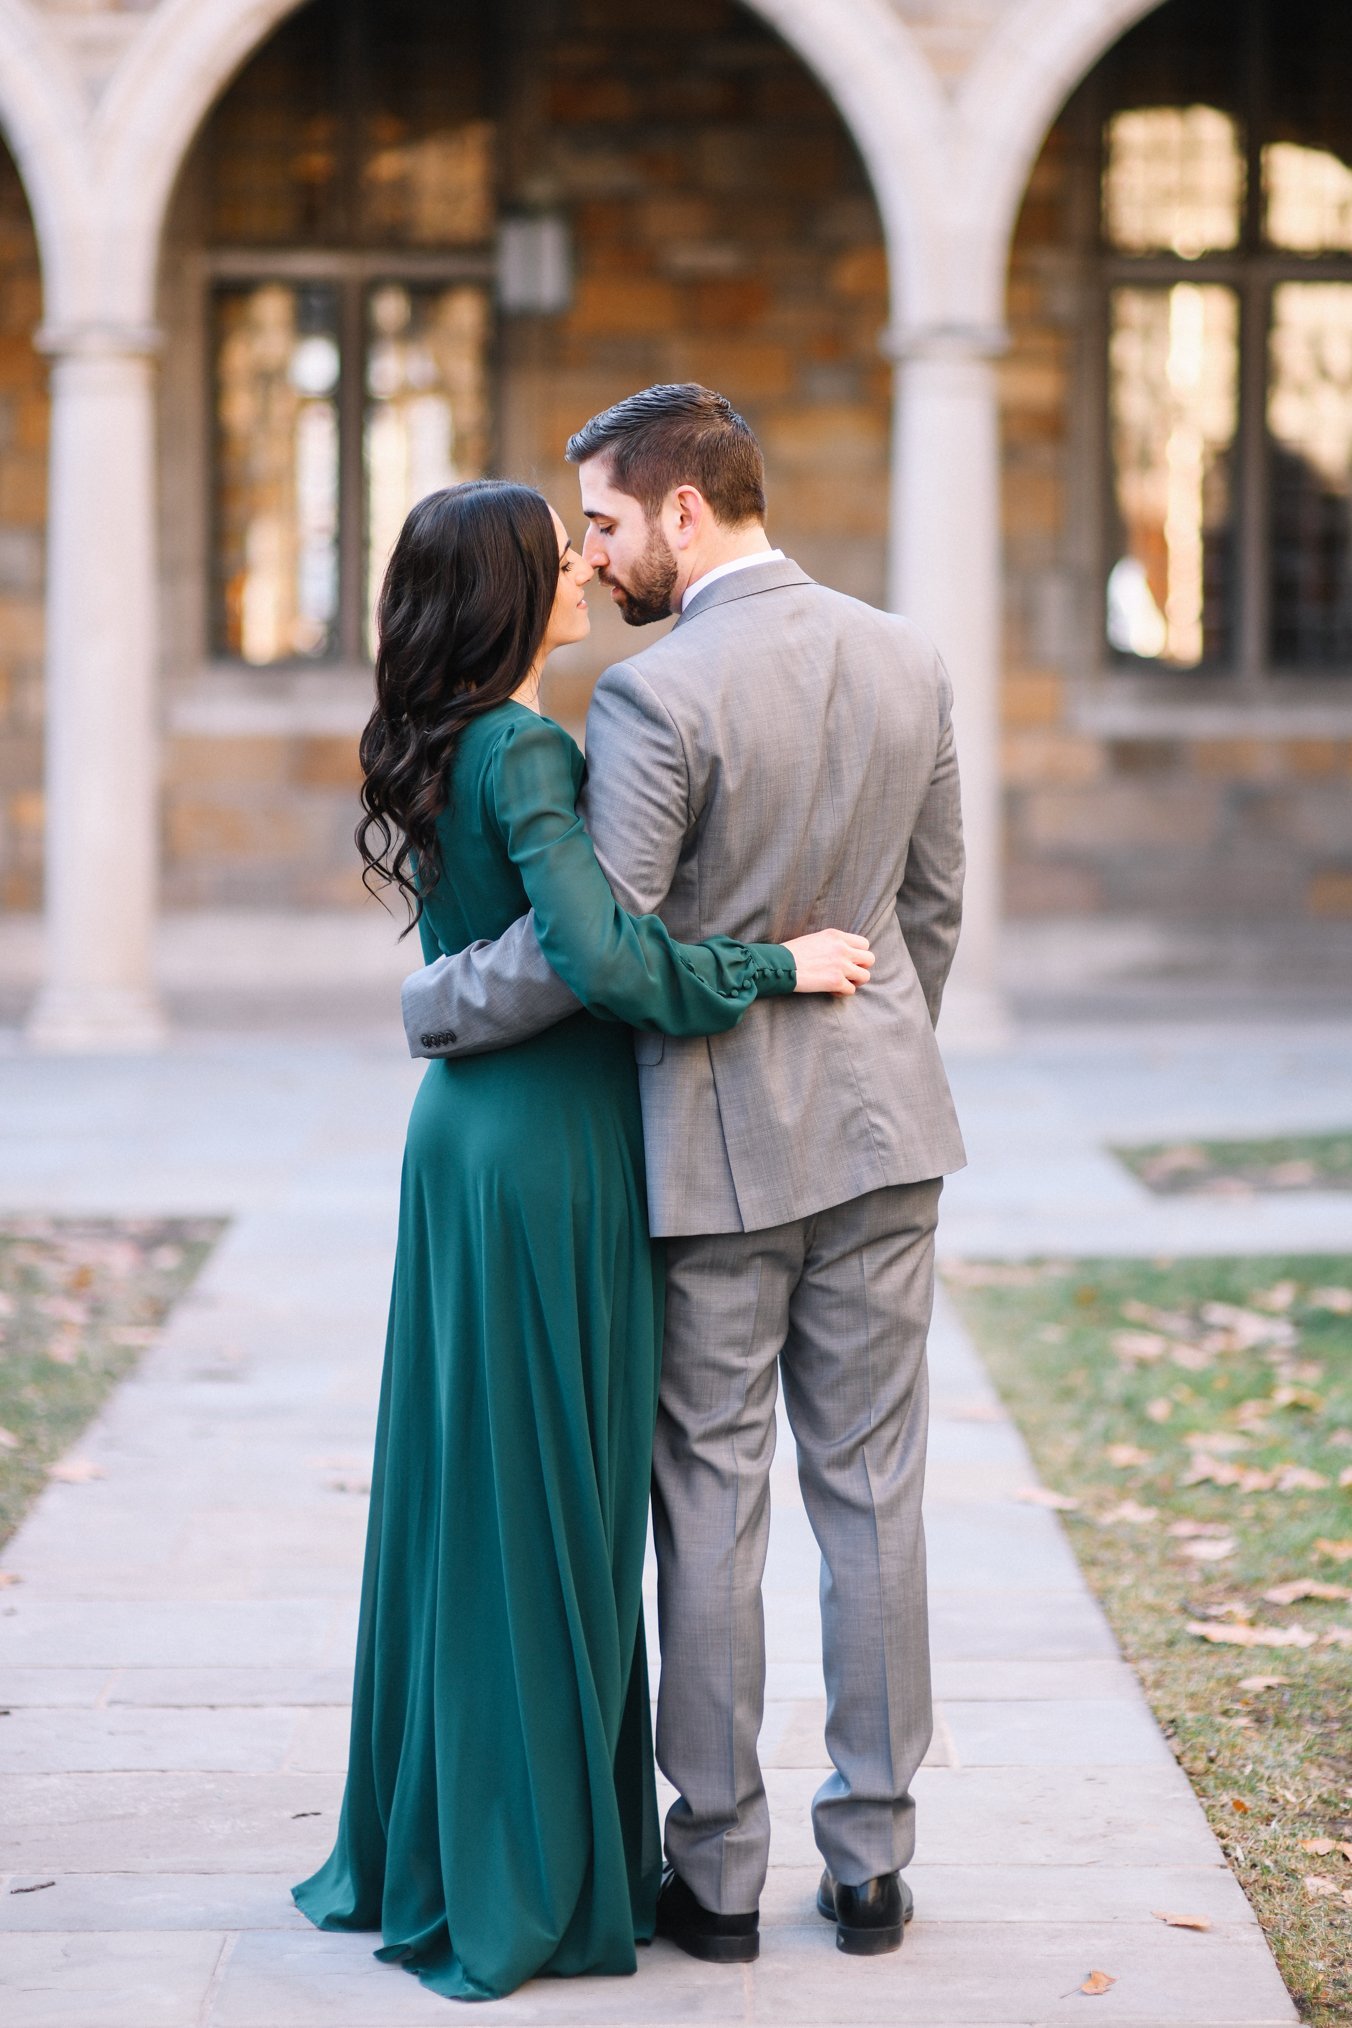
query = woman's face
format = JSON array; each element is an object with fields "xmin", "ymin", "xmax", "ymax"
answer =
[{"xmin": 541, "ymin": 507, "xmax": 594, "ymax": 657}]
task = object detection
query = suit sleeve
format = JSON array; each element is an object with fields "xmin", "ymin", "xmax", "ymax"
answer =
[
  {"xmin": 896, "ymin": 655, "xmax": 964, "ymax": 1026},
  {"xmin": 401, "ymin": 660, "xmax": 697, "ymax": 1059}
]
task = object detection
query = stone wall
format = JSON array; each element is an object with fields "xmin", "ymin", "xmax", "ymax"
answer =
[
  {"xmin": 0, "ymin": 141, "xmax": 45, "ymax": 912},
  {"xmin": 1000, "ymin": 110, "xmax": 1352, "ymax": 920}
]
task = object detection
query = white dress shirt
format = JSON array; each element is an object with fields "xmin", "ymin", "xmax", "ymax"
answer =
[{"xmin": 681, "ymin": 548, "xmax": 785, "ymax": 612}]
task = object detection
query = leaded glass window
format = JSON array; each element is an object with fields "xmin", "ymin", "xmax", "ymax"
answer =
[
  {"xmin": 203, "ymin": 0, "xmax": 496, "ymax": 667},
  {"xmin": 1097, "ymin": 0, "xmax": 1352, "ymax": 684}
]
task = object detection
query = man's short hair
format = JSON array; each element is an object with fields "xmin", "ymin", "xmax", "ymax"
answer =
[{"xmin": 565, "ymin": 383, "xmax": 767, "ymax": 527}]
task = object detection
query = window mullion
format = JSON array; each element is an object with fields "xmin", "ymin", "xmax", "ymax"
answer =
[
  {"xmin": 1236, "ymin": 274, "xmax": 1270, "ymax": 692},
  {"xmin": 337, "ymin": 277, "xmax": 367, "ymax": 666}
]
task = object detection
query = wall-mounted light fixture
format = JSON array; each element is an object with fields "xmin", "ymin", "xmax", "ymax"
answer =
[{"xmin": 497, "ymin": 214, "xmax": 572, "ymax": 316}]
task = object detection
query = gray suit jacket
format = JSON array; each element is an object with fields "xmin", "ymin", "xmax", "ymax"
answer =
[{"xmin": 401, "ymin": 558, "xmax": 966, "ymax": 1237}]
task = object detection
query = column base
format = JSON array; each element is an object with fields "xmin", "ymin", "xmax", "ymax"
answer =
[
  {"xmin": 936, "ymin": 982, "xmax": 1014, "ymax": 1055},
  {"xmin": 25, "ymin": 982, "xmax": 168, "ymax": 1054}
]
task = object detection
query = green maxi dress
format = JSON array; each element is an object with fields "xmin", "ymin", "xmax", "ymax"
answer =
[{"xmin": 293, "ymin": 702, "xmax": 794, "ymax": 2002}]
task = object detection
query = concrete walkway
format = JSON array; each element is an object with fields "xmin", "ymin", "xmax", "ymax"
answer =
[{"xmin": 3, "ymin": 1018, "xmax": 1343, "ymax": 2025}]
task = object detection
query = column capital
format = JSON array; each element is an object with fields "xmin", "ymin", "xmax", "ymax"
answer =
[
  {"xmin": 35, "ymin": 321, "xmax": 164, "ymax": 362},
  {"xmin": 880, "ymin": 321, "xmax": 1010, "ymax": 364}
]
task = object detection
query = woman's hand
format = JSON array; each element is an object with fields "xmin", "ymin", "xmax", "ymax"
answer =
[{"xmin": 785, "ymin": 929, "xmax": 875, "ymax": 995}]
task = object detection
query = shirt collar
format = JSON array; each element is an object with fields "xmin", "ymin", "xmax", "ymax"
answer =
[{"xmin": 680, "ymin": 548, "xmax": 786, "ymax": 613}]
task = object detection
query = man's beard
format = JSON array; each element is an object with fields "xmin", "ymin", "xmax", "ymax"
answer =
[{"xmin": 603, "ymin": 524, "xmax": 678, "ymax": 626}]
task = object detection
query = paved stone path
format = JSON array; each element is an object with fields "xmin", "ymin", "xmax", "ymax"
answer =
[{"xmin": 3, "ymin": 1018, "xmax": 1345, "ymax": 2025}]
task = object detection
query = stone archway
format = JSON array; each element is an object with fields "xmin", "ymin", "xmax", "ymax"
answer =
[{"xmin": 29, "ymin": 0, "xmax": 963, "ymax": 1047}]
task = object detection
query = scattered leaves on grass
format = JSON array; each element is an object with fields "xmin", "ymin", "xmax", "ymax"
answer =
[
  {"xmin": 1310, "ymin": 1287, "xmax": 1352, "ymax": 1313},
  {"xmin": 1169, "ymin": 1519, "xmax": 1233, "ymax": 1539},
  {"xmin": 1238, "ymin": 1673, "xmax": 1289, "ymax": 1690},
  {"xmin": 1186, "ymin": 1620, "xmax": 1319, "ymax": 1649},
  {"xmin": 1080, "ymin": 1969, "xmax": 1116, "ymax": 1995},
  {"xmin": 1101, "ymin": 1500, "xmax": 1160, "ymax": 1526},
  {"xmin": 1152, "ymin": 1910, "xmax": 1212, "ymax": 1930},
  {"xmin": 47, "ymin": 1457, "xmax": 104, "ymax": 1484},
  {"xmin": 1146, "ymin": 1396, "xmax": 1174, "ymax": 1423},
  {"xmin": 1013, "ymin": 1485, "xmax": 1080, "ymax": 1511},
  {"xmin": 1305, "ymin": 1875, "xmax": 1344, "ymax": 1899},
  {"xmin": 1314, "ymin": 1538, "xmax": 1352, "ymax": 1561},
  {"xmin": 1263, "ymin": 1580, "xmax": 1352, "ymax": 1606}
]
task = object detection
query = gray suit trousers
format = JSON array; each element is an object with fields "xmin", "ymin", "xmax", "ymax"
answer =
[{"xmin": 651, "ymin": 1177, "xmax": 940, "ymax": 1914}]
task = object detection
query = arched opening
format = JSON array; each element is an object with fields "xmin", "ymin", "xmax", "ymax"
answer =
[
  {"xmin": 1000, "ymin": 0, "xmax": 1352, "ymax": 930},
  {"xmin": 153, "ymin": 0, "xmax": 891, "ymax": 909},
  {"xmin": 0, "ymin": 133, "xmax": 46, "ymax": 923}
]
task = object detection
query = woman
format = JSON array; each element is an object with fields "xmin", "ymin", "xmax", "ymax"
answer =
[{"xmin": 292, "ymin": 480, "xmax": 872, "ymax": 2001}]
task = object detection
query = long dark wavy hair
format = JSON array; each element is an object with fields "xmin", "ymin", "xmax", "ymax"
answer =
[{"xmin": 356, "ymin": 479, "xmax": 560, "ymax": 929}]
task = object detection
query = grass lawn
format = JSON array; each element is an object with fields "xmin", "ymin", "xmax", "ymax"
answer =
[
  {"xmin": 1117, "ymin": 1132, "xmax": 1352, "ymax": 1195},
  {"xmin": 944, "ymin": 1254, "xmax": 1352, "ymax": 2028},
  {"xmin": 0, "ymin": 1217, "xmax": 225, "ymax": 1553}
]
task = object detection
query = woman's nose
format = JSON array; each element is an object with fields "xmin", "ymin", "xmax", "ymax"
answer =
[{"xmin": 574, "ymin": 553, "xmax": 595, "ymax": 585}]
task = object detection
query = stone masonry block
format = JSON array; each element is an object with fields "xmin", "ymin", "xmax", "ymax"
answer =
[
  {"xmin": 1001, "ymin": 672, "xmax": 1065, "ymax": 729},
  {"xmin": 293, "ymin": 735, "xmax": 362, "ymax": 791},
  {"xmin": 1022, "ymin": 781, "xmax": 1222, "ymax": 851},
  {"xmin": 566, "ymin": 274, "xmax": 681, "ymax": 336},
  {"xmin": 1002, "ymin": 729, "xmax": 1105, "ymax": 788},
  {"xmin": 1308, "ymin": 867, "xmax": 1352, "ymax": 916},
  {"xmin": 165, "ymin": 736, "xmax": 290, "ymax": 789}
]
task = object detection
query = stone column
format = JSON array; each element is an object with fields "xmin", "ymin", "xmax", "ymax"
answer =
[
  {"xmin": 885, "ymin": 321, "xmax": 1010, "ymax": 1048},
  {"xmin": 26, "ymin": 324, "xmax": 166, "ymax": 1051}
]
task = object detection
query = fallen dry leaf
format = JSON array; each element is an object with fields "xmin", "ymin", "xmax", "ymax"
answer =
[
  {"xmin": 1169, "ymin": 1519, "xmax": 1234, "ymax": 1538},
  {"xmin": 1253, "ymin": 1281, "xmax": 1298, "ymax": 1312},
  {"xmin": 0, "ymin": 1426, "xmax": 19, "ymax": 1451},
  {"xmin": 1319, "ymin": 1627, "xmax": 1352, "ymax": 1648},
  {"xmin": 1100, "ymin": 1500, "xmax": 1159, "ymax": 1527},
  {"xmin": 0, "ymin": 1571, "xmax": 20, "ymax": 1589},
  {"xmin": 1080, "ymin": 1970, "xmax": 1116, "ymax": 1995},
  {"xmin": 1275, "ymin": 1464, "xmax": 1330, "ymax": 1492},
  {"xmin": 1270, "ymin": 1385, "xmax": 1323, "ymax": 1412},
  {"xmin": 1122, "ymin": 1297, "xmax": 1195, "ymax": 1333},
  {"xmin": 1269, "ymin": 1159, "xmax": 1318, "ymax": 1186},
  {"xmin": 1183, "ymin": 1430, "xmax": 1250, "ymax": 1453},
  {"xmin": 1230, "ymin": 1796, "xmax": 1250, "ymax": 1812},
  {"xmin": 1301, "ymin": 1837, "xmax": 1336, "ymax": 1856},
  {"xmin": 1013, "ymin": 1485, "xmax": 1080, "ymax": 1511},
  {"xmin": 1106, "ymin": 1443, "xmax": 1153, "ymax": 1468},
  {"xmin": 1200, "ymin": 1302, "xmax": 1297, "ymax": 1349},
  {"xmin": 1146, "ymin": 1397, "xmax": 1174, "ymax": 1423},
  {"xmin": 1340, "ymin": 1467, "xmax": 1352, "ymax": 1490},
  {"xmin": 1152, "ymin": 1910, "xmax": 1212, "ymax": 1931},
  {"xmin": 1309, "ymin": 1287, "xmax": 1352, "ymax": 1314},
  {"xmin": 1111, "ymin": 1329, "xmax": 1170, "ymax": 1363},
  {"xmin": 1178, "ymin": 1536, "xmax": 1236, "ymax": 1562},
  {"xmin": 1186, "ymin": 1620, "xmax": 1319, "ymax": 1649},
  {"xmin": 1313, "ymin": 1538, "xmax": 1352, "ymax": 1562},
  {"xmin": 1304, "ymin": 1874, "xmax": 1342, "ymax": 1899},
  {"xmin": 1170, "ymin": 1343, "xmax": 1214, "ymax": 1371},
  {"xmin": 47, "ymin": 1458, "xmax": 104, "ymax": 1484},
  {"xmin": 1263, "ymin": 1580, "xmax": 1352, "ymax": 1607},
  {"xmin": 1238, "ymin": 1674, "xmax": 1289, "ymax": 1690}
]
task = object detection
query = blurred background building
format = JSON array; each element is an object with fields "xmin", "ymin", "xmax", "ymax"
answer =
[{"xmin": 0, "ymin": 0, "xmax": 1350, "ymax": 1045}]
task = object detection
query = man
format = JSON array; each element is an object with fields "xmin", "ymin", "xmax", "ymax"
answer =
[{"xmin": 401, "ymin": 384, "xmax": 966, "ymax": 1962}]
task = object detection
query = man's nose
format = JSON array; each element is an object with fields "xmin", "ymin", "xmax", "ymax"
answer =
[{"xmin": 581, "ymin": 526, "xmax": 606, "ymax": 568}]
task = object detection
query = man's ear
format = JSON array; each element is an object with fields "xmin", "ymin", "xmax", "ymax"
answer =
[{"xmin": 670, "ymin": 484, "xmax": 706, "ymax": 549}]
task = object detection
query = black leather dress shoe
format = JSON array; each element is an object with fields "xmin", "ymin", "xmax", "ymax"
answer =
[
  {"xmin": 816, "ymin": 1868, "xmax": 914, "ymax": 1955},
  {"xmin": 655, "ymin": 1864, "xmax": 759, "ymax": 1964}
]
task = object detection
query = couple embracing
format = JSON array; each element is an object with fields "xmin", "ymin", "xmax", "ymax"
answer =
[{"xmin": 293, "ymin": 383, "xmax": 967, "ymax": 2001}]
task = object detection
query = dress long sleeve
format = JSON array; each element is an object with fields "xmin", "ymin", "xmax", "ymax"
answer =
[{"xmin": 487, "ymin": 710, "xmax": 794, "ymax": 1035}]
